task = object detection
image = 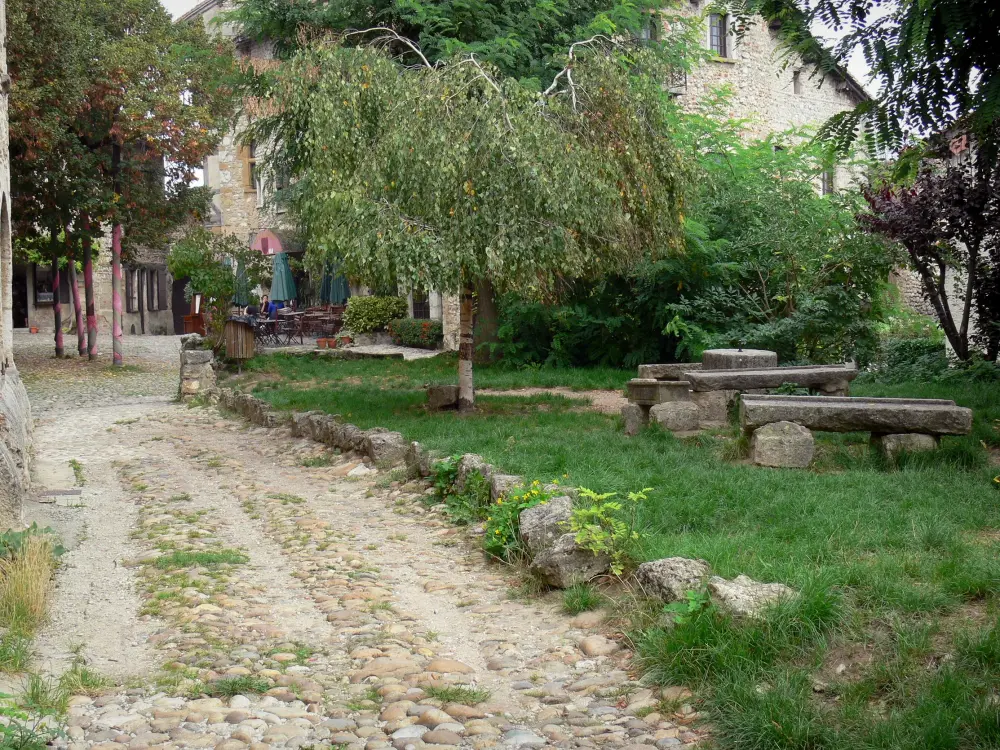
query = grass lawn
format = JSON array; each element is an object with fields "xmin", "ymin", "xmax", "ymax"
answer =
[{"xmin": 236, "ymin": 351, "xmax": 1000, "ymax": 749}]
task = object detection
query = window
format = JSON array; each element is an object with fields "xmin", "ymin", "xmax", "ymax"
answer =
[
  {"xmin": 240, "ymin": 141, "xmax": 259, "ymax": 193},
  {"xmin": 125, "ymin": 268, "xmax": 138, "ymax": 313},
  {"xmin": 157, "ymin": 269, "xmax": 168, "ymax": 311},
  {"xmin": 412, "ymin": 290, "xmax": 430, "ymax": 319},
  {"xmin": 793, "ymin": 70, "xmax": 803, "ymax": 95},
  {"xmin": 145, "ymin": 268, "xmax": 159, "ymax": 312},
  {"xmin": 709, "ymin": 13, "xmax": 728, "ymax": 57},
  {"xmin": 33, "ymin": 264, "xmax": 53, "ymax": 305},
  {"xmin": 639, "ymin": 12, "xmax": 660, "ymax": 43},
  {"xmin": 821, "ymin": 168, "xmax": 836, "ymax": 195}
]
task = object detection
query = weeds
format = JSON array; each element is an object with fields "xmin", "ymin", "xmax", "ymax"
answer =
[
  {"xmin": 0, "ymin": 536, "xmax": 57, "ymax": 636},
  {"xmin": 0, "ymin": 634, "xmax": 32, "ymax": 673},
  {"xmin": 300, "ymin": 455, "xmax": 333, "ymax": 467},
  {"xmin": 203, "ymin": 676, "xmax": 271, "ymax": 697},
  {"xmin": 68, "ymin": 460, "xmax": 85, "ymax": 486},
  {"xmin": 18, "ymin": 674, "xmax": 68, "ymax": 716},
  {"xmin": 152, "ymin": 549, "xmax": 248, "ymax": 570},
  {"xmin": 563, "ymin": 583, "xmax": 605, "ymax": 615},
  {"xmin": 422, "ymin": 685, "xmax": 491, "ymax": 705}
]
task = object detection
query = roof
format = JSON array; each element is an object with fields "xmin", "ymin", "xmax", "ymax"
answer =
[{"xmin": 178, "ymin": 0, "xmax": 223, "ymax": 24}]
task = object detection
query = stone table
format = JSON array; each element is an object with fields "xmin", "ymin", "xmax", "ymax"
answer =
[{"xmin": 701, "ymin": 348, "xmax": 778, "ymax": 370}]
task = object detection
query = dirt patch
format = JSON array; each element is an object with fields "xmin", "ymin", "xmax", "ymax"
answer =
[{"xmin": 479, "ymin": 387, "xmax": 627, "ymax": 414}]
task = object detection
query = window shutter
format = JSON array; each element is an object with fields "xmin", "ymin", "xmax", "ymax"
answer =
[
  {"xmin": 146, "ymin": 269, "xmax": 155, "ymax": 311},
  {"xmin": 157, "ymin": 269, "xmax": 168, "ymax": 311},
  {"xmin": 59, "ymin": 269, "xmax": 71, "ymax": 304},
  {"xmin": 125, "ymin": 268, "xmax": 134, "ymax": 313}
]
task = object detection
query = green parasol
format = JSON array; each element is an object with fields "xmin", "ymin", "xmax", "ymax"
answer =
[
  {"xmin": 319, "ymin": 261, "xmax": 350, "ymax": 305},
  {"xmin": 232, "ymin": 258, "xmax": 250, "ymax": 307},
  {"xmin": 270, "ymin": 252, "xmax": 297, "ymax": 303}
]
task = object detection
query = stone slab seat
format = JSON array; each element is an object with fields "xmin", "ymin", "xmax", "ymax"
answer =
[
  {"xmin": 739, "ymin": 395, "xmax": 972, "ymax": 436},
  {"xmin": 684, "ymin": 364, "xmax": 859, "ymax": 393}
]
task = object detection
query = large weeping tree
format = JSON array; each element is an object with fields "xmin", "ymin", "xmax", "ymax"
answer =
[{"xmin": 253, "ymin": 35, "xmax": 689, "ymax": 409}]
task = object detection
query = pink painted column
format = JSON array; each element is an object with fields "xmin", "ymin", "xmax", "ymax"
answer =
[
  {"xmin": 83, "ymin": 219, "xmax": 98, "ymax": 360},
  {"xmin": 111, "ymin": 223, "xmax": 123, "ymax": 366},
  {"xmin": 52, "ymin": 257, "xmax": 63, "ymax": 357}
]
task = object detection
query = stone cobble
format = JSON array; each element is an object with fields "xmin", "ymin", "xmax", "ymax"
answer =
[{"xmin": 17, "ymin": 336, "xmax": 704, "ymax": 750}]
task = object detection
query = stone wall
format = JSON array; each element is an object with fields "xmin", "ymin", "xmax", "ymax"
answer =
[
  {"xmin": 0, "ymin": 0, "xmax": 31, "ymax": 528},
  {"xmin": 25, "ymin": 233, "xmax": 178, "ymax": 336}
]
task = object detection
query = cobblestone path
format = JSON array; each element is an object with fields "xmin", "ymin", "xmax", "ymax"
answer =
[{"xmin": 15, "ymin": 333, "xmax": 701, "ymax": 750}]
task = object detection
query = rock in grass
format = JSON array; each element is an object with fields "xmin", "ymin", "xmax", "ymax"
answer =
[
  {"xmin": 519, "ymin": 496, "xmax": 573, "ymax": 557},
  {"xmin": 750, "ymin": 421, "xmax": 814, "ymax": 468},
  {"xmin": 870, "ymin": 432, "xmax": 939, "ymax": 459},
  {"xmin": 621, "ymin": 403, "xmax": 647, "ymax": 436},
  {"xmin": 634, "ymin": 558, "xmax": 711, "ymax": 602},
  {"xmin": 364, "ymin": 430, "xmax": 408, "ymax": 465},
  {"xmin": 427, "ymin": 385, "xmax": 460, "ymax": 410},
  {"xmin": 531, "ymin": 533, "xmax": 610, "ymax": 589},
  {"xmin": 649, "ymin": 402, "xmax": 700, "ymax": 432},
  {"xmin": 455, "ymin": 453, "xmax": 492, "ymax": 494},
  {"xmin": 708, "ymin": 574, "xmax": 795, "ymax": 617}
]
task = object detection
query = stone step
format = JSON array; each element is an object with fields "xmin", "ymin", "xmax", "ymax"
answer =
[
  {"xmin": 739, "ymin": 394, "xmax": 973, "ymax": 436},
  {"xmin": 684, "ymin": 364, "xmax": 858, "ymax": 392}
]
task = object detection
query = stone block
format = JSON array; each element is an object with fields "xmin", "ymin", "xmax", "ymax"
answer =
[
  {"xmin": 649, "ymin": 402, "xmax": 700, "ymax": 432},
  {"xmin": 0, "ymin": 368, "xmax": 31, "ymax": 528},
  {"xmin": 635, "ymin": 557, "xmax": 711, "ymax": 602},
  {"xmin": 455, "ymin": 453, "xmax": 492, "ymax": 494},
  {"xmin": 490, "ymin": 473, "xmax": 524, "ymax": 502},
  {"xmin": 427, "ymin": 385, "xmax": 459, "ymax": 410},
  {"xmin": 708, "ymin": 574, "xmax": 795, "ymax": 618},
  {"xmin": 531, "ymin": 534, "xmax": 609, "ymax": 589},
  {"xmin": 637, "ymin": 363, "xmax": 702, "ymax": 380},
  {"xmin": 627, "ymin": 378, "xmax": 662, "ymax": 406},
  {"xmin": 180, "ymin": 349, "xmax": 213, "ymax": 365},
  {"xmin": 405, "ymin": 442, "xmax": 432, "ymax": 479},
  {"xmin": 364, "ymin": 431, "xmax": 408, "ymax": 466},
  {"xmin": 750, "ymin": 421, "xmax": 814, "ymax": 468},
  {"xmin": 691, "ymin": 390, "xmax": 730, "ymax": 426},
  {"xmin": 870, "ymin": 432, "xmax": 940, "ymax": 459},
  {"xmin": 621, "ymin": 403, "xmax": 648, "ymax": 436},
  {"xmin": 180, "ymin": 333, "xmax": 205, "ymax": 350},
  {"xmin": 740, "ymin": 395, "xmax": 972, "ymax": 436},
  {"xmin": 519, "ymin": 495, "xmax": 573, "ymax": 557},
  {"xmin": 702, "ymin": 348, "xmax": 777, "ymax": 370},
  {"xmin": 290, "ymin": 411, "xmax": 318, "ymax": 438}
]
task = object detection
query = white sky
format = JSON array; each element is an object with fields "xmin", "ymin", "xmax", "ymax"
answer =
[{"xmin": 163, "ymin": 0, "xmax": 878, "ymax": 89}]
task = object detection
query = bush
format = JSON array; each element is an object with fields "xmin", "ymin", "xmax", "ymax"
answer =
[
  {"xmin": 342, "ymin": 296, "xmax": 408, "ymax": 333},
  {"xmin": 388, "ymin": 318, "xmax": 443, "ymax": 349}
]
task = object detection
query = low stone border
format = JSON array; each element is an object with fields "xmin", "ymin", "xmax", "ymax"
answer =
[{"xmin": 213, "ymin": 386, "xmax": 797, "ymax": 615}]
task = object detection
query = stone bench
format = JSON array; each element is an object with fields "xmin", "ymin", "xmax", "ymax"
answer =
[
  {"xmin": 739, "ymin": 394, "xmax": 973, "ymax": 467},
  {"xmin": 684, "ymin": 364, "xmax": 859, "ymax": 397},
  {"xmin": 637, "ymin": 363, "xmax": 702, "ymax": 381},
  {"xmin": 622, "ymin": 379, "xmax": 700, "ymax": 434}
]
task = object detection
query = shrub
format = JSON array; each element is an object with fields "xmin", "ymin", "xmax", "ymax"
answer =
[
  {"xmin": 343, "ymin": 296, "xmax": 408, "ymax": 333},
  {"xmin": 569, "ymin": 487, "xmax": 649, "ymax": 576},
  {"xmin": 388, "ymin": 318, "xmax": 443, "ymax": 349},
  {"xmin": 483, "ymin": 480, "xmax": 561, "ymax": 562}
]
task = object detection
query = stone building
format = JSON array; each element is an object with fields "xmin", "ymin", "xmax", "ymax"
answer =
[
  {"xmin": 14, "ymin": 238, "xmax": 184, "ymax": 337},
  {"xmin": 0, "ymin": 0, "xmax": 33, "ymax": 527}
]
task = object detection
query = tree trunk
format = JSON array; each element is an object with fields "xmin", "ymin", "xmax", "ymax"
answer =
[
  {"xmin": 473, "ymin": 278, "xmax": 500, "ymax": 363},
  {"xmin": 111, "ymin": 223, "xmax": 123, "ymax": 366},
  {"xmin": 82, "ymin": 220, "xmax": 98, "ymax": 360},
  {"xmin": 52, "ymin": 256, "xmax": 63, "ymax": 358},
  {"xmin": 458, "ymin": 282, "xmax": 475, "ymax": 411},
  {"xmin": 68, "ymin": 251, "xmax": 85, "ymax": 356},
  {"xmin": 111, "ymin": 143, "xmax": 123, "ymax": 366}
]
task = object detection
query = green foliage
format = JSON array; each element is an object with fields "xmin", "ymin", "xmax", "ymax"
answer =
[
  {"xmin": 569, "ymin": 487, "xmax": 647, "ymax": 576},
  {"xmin": 432, "ymin": 456, "xmax": 461, "ymax": 500},
  {"xmin": 387, "ymin": 318, "xmax": 443, "ymax": 349},
  {"xmin": 203, "ymin": 676, "xmax": 271, "ymax": 697},
  {"xmin": 18, "ymin": 674, "xmax": 68, "ymax": 717},
  {"xmin": 167, "ymin": 227, "xmax": 271, "ymax": 345},
  {"xmin": 0, "ymin": 635, "xmax": 32, "ymax": 674},
  {"xmin": 229, "ymin": 0, "xmax": 702, "ymax": 88},
  {"xmin": 0, "ymin": 699, "xmax": 64, "ymax": 750},
  {"xmin": 250, "ymin": 37, "xmax": 689, "ymax": 321},
  {"xmin": 422, "ymin": 685, "xmax": 491, "ymax": 705},
  {"xmin": 493, "ymin": 99, "xmax": 895, "ymax": 368},
  {"xmin": 661, "ymin": 589, "xmax": 711, "ymax": 626},
  {"xmin": 562, "ymin": 583, "xmax": 605, "ymax": 615},
  {"xmin": 342, "ymin": 297, "xmax": 408, "ymax": 334},
  {"xmin": 483, "ymin": 481, "xmax": 559, "ymax": 562},
  {"xmin": 439, "ymin": 472, "xmax": 492, "ymax": 526},
  {"xmin": 0, "ymin": 525, "xmax": 65, "ymax": 563},
  {"xmin": 152, "ymin": 549, "xmax": 249, "ymax": 570}
]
